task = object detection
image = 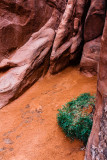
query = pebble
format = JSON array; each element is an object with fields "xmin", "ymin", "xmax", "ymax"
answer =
[
  {"xmin": 0, "ymin": 147, "xmax": 5, "ymax": 152},
  {"xmin": 4, "ymin": 138, "xmax": 13, "ymax": 144},
  {"xmin": 36, "ymin": 106, "xmax": 43, "ymax": 113},
  {"xmin": 25, "ymin": 104, "xmax": 30, "ymax": 108}
]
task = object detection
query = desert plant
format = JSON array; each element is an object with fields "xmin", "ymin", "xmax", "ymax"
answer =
[{"xmin": 57, "ymin": 93, "xmax": 96, "ymax": 145}]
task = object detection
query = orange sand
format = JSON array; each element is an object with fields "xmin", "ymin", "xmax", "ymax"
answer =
[{"xmin": 0, "ymin": 67, "xmax": 97, "ymax": 160}]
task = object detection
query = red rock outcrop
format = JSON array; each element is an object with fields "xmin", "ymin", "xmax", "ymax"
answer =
[
  {"xmin": 84, "ymin": 0, "xmax": 105, "ymax": 42},
  {"xmin": 0, "ymin": 0, "xmax": 53, "ymax": 61},
  {"xmin": 80, "ymin": 37, "xmax": 101, "ymax": 76},
  {"xmin": 85, "ymin": 10, "xmax": 107, "ymax": 160},
  {"xmin": 80, "ymin": 0, "xmax": 106, "ymax": 75},
  {"xmin": 50, "ymin": 0, "xmax": 87, "ymax": 73},
  {"xmin": 0, "ymin": 1, "xmax": 107, "ymax": 159},
  {"xmin": 0, "ymin": 9, "xmax": 58, "ymax": 108},
  {"xmin": 0, "ymin": 0, "xmax": 106, "ymax": 110},
  {"xmin": 0, "ymin": 1, "xmax": 63, "ymax": 108}
]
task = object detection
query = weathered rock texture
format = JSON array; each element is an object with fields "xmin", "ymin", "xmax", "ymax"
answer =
[
  {"xmin": 0, "ymin": 1, "xmax": 107, "ymax": 159},
  {"xmin": 0, "ymin": 0, "xmax": 106, "ymax": 110},
  {"xmin": 0, "ymin": 0, "xmax": 53, "ymax": 61},
  {"xmin": 80, "ymin": 0, "xmax": 106, "ymax": 76},
  {"xmin": 84, "ymin": 0, "xmax": 105, "ymax": 42},
  {"xmin": 80, "ymin": 37, "xmax": 101, "ymax": 76},
  {"xmin": 0, "ymin": 26, "xmax": 55, "ymax": 107},
  {"xmin": 85, "ymin": 11, "xmax": 107, "ymax": 160}
]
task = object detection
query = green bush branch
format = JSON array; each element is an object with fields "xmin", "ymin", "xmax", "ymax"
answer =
[{"xmin": 57, "ymin": 93, "xmax": 96, "ymax": 145}]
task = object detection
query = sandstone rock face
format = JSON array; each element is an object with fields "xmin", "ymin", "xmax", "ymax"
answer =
[
  {"xmin": 50, "ymin": 0, "xmax": 87, "ymax": 74},
  {"xmin": 46, "ymin": 0, "xmax": 66, "ymax": 13},
  {"xmin": 85, "ymin": 11, "xmax": 107, "ymax": 160},
  {"xmin": 0, "ymin": 1, "xmax": 106, "ymax": 160},
  {"xmin": 0, "ymin": 1, "xmax": 62, "ymax": 108},
  {"xmin": 0, "ymin": 0, "xmax": 106, "ymax": 108},
  {"xmin": 0, "ymin": 0, "xmax": 53, "ymax": 61},
  {"xmin": 80, "ymin": 37, "xmax": 101, "ymax": 76},
  {"xmin": 84, "ymin": 0, "xmax": 106, "ymax": 42},
  {"xmin": 80, "ymin": 0, "xmax": 106, "ymax": 76},
  {"xmin": 0, "ymin": 26, "xmax": 55, "ymax": 108}
]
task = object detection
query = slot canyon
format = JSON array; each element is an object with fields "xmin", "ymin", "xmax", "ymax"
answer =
[{"xmin": 0, "ymin": 0, "xmax": 107, "ymax": 160}]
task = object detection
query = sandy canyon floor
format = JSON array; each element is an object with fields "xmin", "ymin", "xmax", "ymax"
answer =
[{"xmin": 0, "ymin": 67, "xmax": 97, "ymax": 160}]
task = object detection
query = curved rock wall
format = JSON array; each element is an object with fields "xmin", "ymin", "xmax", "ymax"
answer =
[
  {"xmin": 0, "ymin": 0, "xmax": 53, "ymax": 61},
  {"xmin": 0, "ymin": 1, "xmax": 107, "ymax": 159},
  {"xmin": 0, "ymin": 0, "xmax": 64, "ymax": 108},
  {"xmin": 80, "ymin": 0, "xmax": 106, "ymax": 76},
  {"xmin": 80, "ymin": 37, "xmax": 101, "ymax": 76},
  {"xmin": 0, "ymin": 0, "xmax": 106, "ymax": 108},
  {"xmin": 84, "ymin": 0, "xmax": 105, "ymax": 42},
  {"xmin": 85, "ymin": 10, "xmax": 107, "ymax": 160}
]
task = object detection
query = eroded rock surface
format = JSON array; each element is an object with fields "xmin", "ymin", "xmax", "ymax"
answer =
[
  {"xmin": 0, "ymin": 26, "xmax": 55, "ymax": 108},
  {"xmin": 50, "ymin": 0, "xmax": 87, "ymax": 74},
  {"xmin": 80, "ymin": 0, "xmax": 106, "ymax": 75},
  {"xmin": 0, "ymin": 1, "xmax": 107, "ymax": 160},
  {"xmin": 85, "ymin": 10, "xmax": 107, "ymax": 160},
  {"xmin": 0, "ymin": 0, "xmax": 106, "ymax": 108},
  {"xmin": 84, "ymin": 0, "xmax": 106, "ymax": 42},
  {"xmin": 80, "ymin": 37, "xmax": 101, "ymax": 76},
  {"xmin": 0, "ymin": 0, "xmax": 53, "ymax": 61}
]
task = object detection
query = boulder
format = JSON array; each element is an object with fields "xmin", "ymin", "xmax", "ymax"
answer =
[
  {"xmin": 84, "ymin": 0, "xmax": 105, "ymax": 42},
  {"xmin": 80, "ymin": 37, "xmax": 101, "ymax": 76}
]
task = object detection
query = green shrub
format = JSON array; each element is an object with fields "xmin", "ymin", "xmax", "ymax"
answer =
[{"xmin": 57, "ymin": 93, "xmax": 96, "ymax": 145}]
